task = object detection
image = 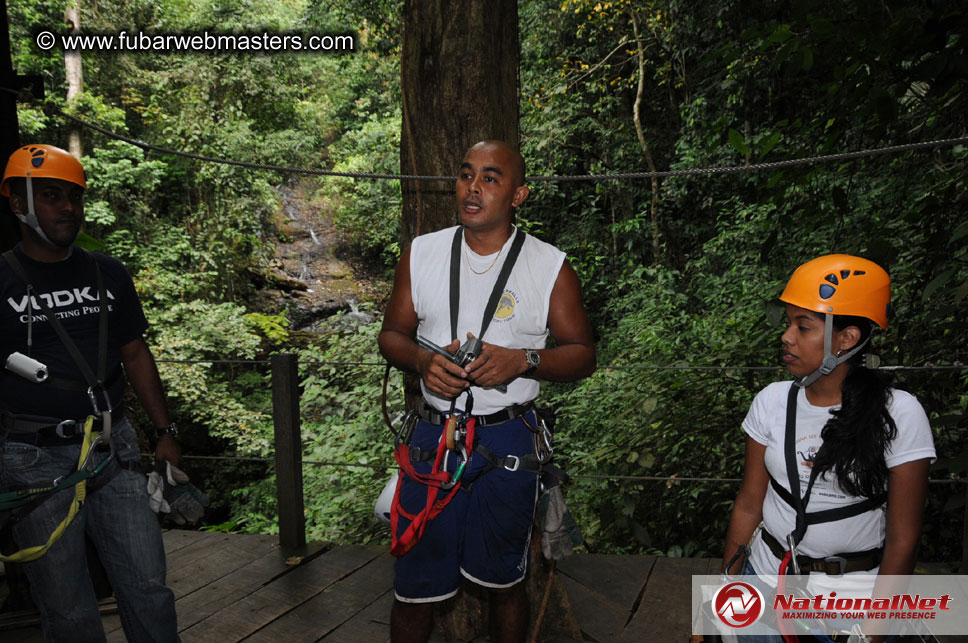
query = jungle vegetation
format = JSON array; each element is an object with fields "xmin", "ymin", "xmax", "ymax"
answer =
[{"xmin": 6, "ymin": 0, "xmax": 968, "ymax": 562}]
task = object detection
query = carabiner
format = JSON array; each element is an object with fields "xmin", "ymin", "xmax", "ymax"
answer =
[
  {"xmin": 786, "ymin": 532, "xmax": 801, "ymax": 575},
  {"xmin": 87, "ymin": 384, "xmax": 113, "ymax": 417},
  {"xmin": 396, "ymin": 411, "xmax": 419, "ymax": 447},
  {"xmin": 440, "ymin": 444, "xmax": 470, "ymax": 490},
  {"xmin": 537, "ymin": 420, "xmax": 553, "ymax": 464},
  {"xmin": 81, "ymin": 435, "xmax": 104, "ymax": 472}
]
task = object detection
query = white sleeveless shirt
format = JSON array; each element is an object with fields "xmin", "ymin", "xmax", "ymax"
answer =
[{"xmin": 410, "ymin": 225, "xmax": 566, "ymax": 414}]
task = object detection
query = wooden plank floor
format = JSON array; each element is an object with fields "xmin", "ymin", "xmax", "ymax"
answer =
[{"xmin": 5, "ymin": 530, "xmax": 952, "ymax": 642}]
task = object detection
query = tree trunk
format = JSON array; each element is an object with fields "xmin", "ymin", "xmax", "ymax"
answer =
[
  {"xmin": 398, "ymin": 0, "xmax": 521, "ymax": 411},
  {"xmin": 1, "ymin": 0, "xmax": 23, "ymax": 251},
  {"xmin": 630, "ymin": 9, "xmax": 662, "ymax": 262},
  {"xmin": 399, "ymin": 0, "xmax": 520, "ymax": 248},
  {"xmin": 64, "ymin": 2, "xmax": 83, "ymax": 158}
]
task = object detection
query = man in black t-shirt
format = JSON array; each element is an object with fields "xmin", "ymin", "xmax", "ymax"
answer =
[{"xmin": 0, "ymin": 144, "xmax": 180, "ymax": 641}]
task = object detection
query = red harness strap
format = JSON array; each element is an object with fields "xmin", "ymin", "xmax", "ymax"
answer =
[
  {"xmin": 390, "ymin": 417, "xmax": 476, "ymax": 557},
  {"xmin": 776, "ymin": 551, "xmax": 800, "ymax": 643}
]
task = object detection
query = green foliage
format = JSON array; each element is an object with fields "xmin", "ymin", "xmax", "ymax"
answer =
[
  {"xmin": 149, "ymin": 300, "xmax": 271, "ymax": 454},
  {"xmin": 244, "ymin": 312, "xmax": 291, "ymax": 345},
  {"xmin": 229, "ymin": 315, "xmax": 401, "ymax": 544},
  {"xmin": 83, "ymin": 141, "xmax": 168, "ymax": 231},
  {"xmin": 320, "ymin": 109, "xmax": 402, "ymax": 266},
  {"xmin": 525, "ymin": 0, "xmax": 968, "ymax": 561}
]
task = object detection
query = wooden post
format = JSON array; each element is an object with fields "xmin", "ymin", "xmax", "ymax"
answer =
[
  {"xmin": 962, "ymin": 481, "xmax": 968, "ymax": 572},
  {"xmin": 271, "ymin": 353, "xmax": 306, "ymax": 552}
]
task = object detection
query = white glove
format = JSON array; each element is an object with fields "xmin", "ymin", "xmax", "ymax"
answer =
[{"xmin": 146, "ymin": 471, "xmax": 171, "ymax": 514}]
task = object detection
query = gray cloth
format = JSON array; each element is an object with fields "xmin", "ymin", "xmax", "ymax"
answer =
[{"xmin": 537, "ymin": 484, "xmax": 582, "ymax": 560}]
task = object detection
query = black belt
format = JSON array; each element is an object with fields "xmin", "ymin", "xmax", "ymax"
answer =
[
  {"xmin": 1, "ymin": 412, "xmax": 122, "ymax": 447},
  {"xmin": 418, "ymin": 402, "xmax": 534, "ymax": 427},
  {"xmin": 761, "ymin": 529, "xmax": 883, "ymax": 575}
]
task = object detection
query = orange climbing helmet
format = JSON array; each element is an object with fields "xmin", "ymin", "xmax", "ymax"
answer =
[
  {"xmin": 780, "ymin": 254, "xmax": 891, "ymax": 330},
  {"xmin": 1, "ymin": 144, "xmax": 87, "ymax": 197}
]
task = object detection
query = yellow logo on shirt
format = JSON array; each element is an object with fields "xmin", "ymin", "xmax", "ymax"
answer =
[{"xmin": 495, "ymin": 291, "xmax": 516, "ymax": 320}]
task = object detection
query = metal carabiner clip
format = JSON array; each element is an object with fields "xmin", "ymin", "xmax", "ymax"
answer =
[
  {"xmin": 87, "ymin": 384, "xmax": 113, "ymax": 417},
  {"xmin": 537, "ymin": 420, "xmax": 553, "ymax": 464},
  {"xmin": 396, "ymin": 411, "xmax": 419, "ymax": 447},
  {"xmin": 81, "ymin": 435, "xmax": 105, "ymax": 472},
  {"xmin": 786, "ymin": 532, "xmax": 801, "ymax": 575},
  {"xmin": 440, "ymin": 444, "xmax": 470, "ymax": 490}
]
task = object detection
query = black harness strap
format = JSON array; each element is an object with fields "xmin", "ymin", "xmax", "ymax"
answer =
[
  {"xmin": 780, "ymin": 382, "xmax": 886, "ymax": 549},
  {"xmin": 2, "ymin": 249, "xmax": 110, "ymax": 395},
  {"xmin": 784, "ymin": 383, "xmax": 807, "ymax": 545},
  {"xmin": 449, "ymin": 225, "xmax": 526, "ymax": 342},
  {"xmin": 769, "ymin": 475, "xmax": 885, "ymax": 528}
]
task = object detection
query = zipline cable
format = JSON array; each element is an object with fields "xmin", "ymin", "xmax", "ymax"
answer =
[
  {"xmin": 155, "ymin": 357, "xmax": 968, "ymax": 372},
  {"xmin": 3, "ymin": 88, "xmax": 964, "ymax": 183},
  {"xmin": 170, "ymin": 453, "xmax": 967, "ymax": 485},
  {"xmin": 61, "ymin": 112, "xmax": 968, "ymax": 183}
]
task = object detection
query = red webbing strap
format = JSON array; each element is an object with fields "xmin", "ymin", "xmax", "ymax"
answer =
[
  {"xmin": 777, "ymin": 551, "xmax": 799, "ymax": 643},
  {"xmin": 390, "ymin": 418, "xmax": 476, "ymax": 557}
]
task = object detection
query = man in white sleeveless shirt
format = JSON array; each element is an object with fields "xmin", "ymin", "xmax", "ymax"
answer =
[{"xmin": 379, "ymin": 140, "xmax": 596, "ymax": 643}]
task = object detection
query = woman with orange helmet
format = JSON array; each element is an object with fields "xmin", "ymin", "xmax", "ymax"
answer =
[{"xmin": 720, "ymin": 255, "xmax": 936, "ymax": 641}]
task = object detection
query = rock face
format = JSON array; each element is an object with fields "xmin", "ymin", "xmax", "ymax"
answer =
[{"xmin": 258, "ymin": 180, "xmax": 387, "ymax": 331}]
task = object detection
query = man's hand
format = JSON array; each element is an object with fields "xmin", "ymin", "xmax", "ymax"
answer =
[
  {"xmin": 463, "ymin": 333, "xmax": 527, "ymax": 389},
  {"xmin": 154, "ymin": 433, "xmax": 182, "ymax": 468},
  {"xmin": 417, "ymin": 339, "xmax": 470, "ymax": 398}
]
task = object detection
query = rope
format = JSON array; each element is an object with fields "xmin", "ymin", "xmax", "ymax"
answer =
[
  {"xmin": 61, "ymin": 112, "xmax": 968, "ymax": 182},
  {"xmin": 156, "ymin": 357, "xmax": 968, "ymax": 372},
  {"xmin": 169, "ymin": 454, "xmax": 967, "ymax": 485},
  {"xmin": 4, "ymin": 88, "xmax": 964, "ymax": 183}
]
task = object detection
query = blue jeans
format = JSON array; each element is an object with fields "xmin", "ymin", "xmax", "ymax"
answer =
[
  {"xmin": 1, "ymin": 417, "xmax": 178, "ymax": 642},
  {"xmin": 739, "ymin": 561, "xmax": 910, "ymax": 643},
  {"xmin": 736, "ymin": 560, "xmax": 786, "ymax": 643}
]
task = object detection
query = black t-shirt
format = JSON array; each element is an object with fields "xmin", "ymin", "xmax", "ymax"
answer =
[{"xmin": 0, "ymin": 245, "xmax": 148, "ymax": 419}]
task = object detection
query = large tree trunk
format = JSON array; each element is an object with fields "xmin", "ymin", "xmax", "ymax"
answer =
[
  {"xmin": 1, "ymin": 0, "xmax": 23, "ymax": 251},
  {"xmin": 64, "ymin": 2, "xmax": 83, "ymax": 158},
  {"xmin": 399, "ymin": 0, "xmax": 520, "ymax": 247},
  {"xmin": 398, "ymin": 0, "xmax": 521, "ymax": 412}
]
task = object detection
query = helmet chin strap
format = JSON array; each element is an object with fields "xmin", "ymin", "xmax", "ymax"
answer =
[
  {"xmin": 797, "ymin": 313, "xmax": 871, "ymax": 388},
  {"xmin": 15, "ymin": 175, "xmax": 55, "ymax": 246}
]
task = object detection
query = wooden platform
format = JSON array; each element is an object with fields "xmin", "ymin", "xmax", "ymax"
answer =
[{"xmin": 0, "ymin": 530, "xmax": 789, "ymax": 641}]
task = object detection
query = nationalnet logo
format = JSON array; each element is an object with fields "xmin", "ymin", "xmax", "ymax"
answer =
[
  {"xmin": 773, "ymin": 591, "xmax": 952, "ymax": 622},
  {"xmin": 694, "ymin": 575, "xmax": 967, "ymax": 637},
  {"xmin": 713, "ymin": 581, "xmax": 765, "ymax": 628}
]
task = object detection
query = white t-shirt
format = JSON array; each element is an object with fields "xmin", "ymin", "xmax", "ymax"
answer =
[
  {"xmin": 744, "ymin": 381, "xmax": 936, "ymax": 577},
  {"xmin": 410, "ymin": 225, "xmax": 565, "ymax": 415}
]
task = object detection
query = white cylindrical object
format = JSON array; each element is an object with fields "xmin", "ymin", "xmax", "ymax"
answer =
[
  {"xmin": 374, "ymin": 470, "xmax": 400, "ymax": 526},
  {"xmin": 5, "ymin": 352, "xmax": 49, "ymax": 383}
]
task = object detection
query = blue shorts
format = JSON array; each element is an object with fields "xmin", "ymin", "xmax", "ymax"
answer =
[{"xmin": 393, "ymin": 412, "xmax": 541, "ymax": 603}]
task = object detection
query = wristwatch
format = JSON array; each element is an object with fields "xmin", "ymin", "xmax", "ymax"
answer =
[
  {"xmin": 523, "ymin": 349, "xmax": 540, "ymax": 377},
  {"xmin": 155, "ymin": 423, "xmax": 179, "ymax": 442}
]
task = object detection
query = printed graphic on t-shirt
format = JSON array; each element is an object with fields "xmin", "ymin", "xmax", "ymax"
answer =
[
  {"xmin": 494, "ymin": 289, "xmax": 518, "ymax": 322},
  {"xmin": 796, "ymin": 434, "xmax": 819, "ymax": 469},
  {"xmin": 7, "ymin": 287, "xmax": 116, "ymax": 324},
  {"xmin": 796, "ymin": 432, "xmax": 848, "ymax": 501}
]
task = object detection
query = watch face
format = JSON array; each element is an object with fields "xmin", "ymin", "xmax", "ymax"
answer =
[{"xmin": 526, "ymin": 350, "xmax": 540, "ymax": 367}]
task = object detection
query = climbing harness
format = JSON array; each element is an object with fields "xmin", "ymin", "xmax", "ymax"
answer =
[
  {"xmin": 0, "ymin": 416, "xmax": 112, "ymax": 562},
  {"xmin": 388, "ymin": 225, "xmax": 541, "ymax": 557},
  {"xmin": 0, "ymin": 249, "xmax": 120, "ymax": 561},
  {"xmin": 389, "ymin": 391, "xmax": 477, "ymax": 557},
  {"xmin": 773, "ymin": 382, "xmax": 887, "ymax": 643},
  {"xmin": 773, "ymin": 383, "xmax": 886, "ymax": 575}
]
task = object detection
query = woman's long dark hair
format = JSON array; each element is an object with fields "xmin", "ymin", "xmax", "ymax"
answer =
[{"xmin": 810, "ymin": 314, "xmax": 898, "ymax": 500}]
